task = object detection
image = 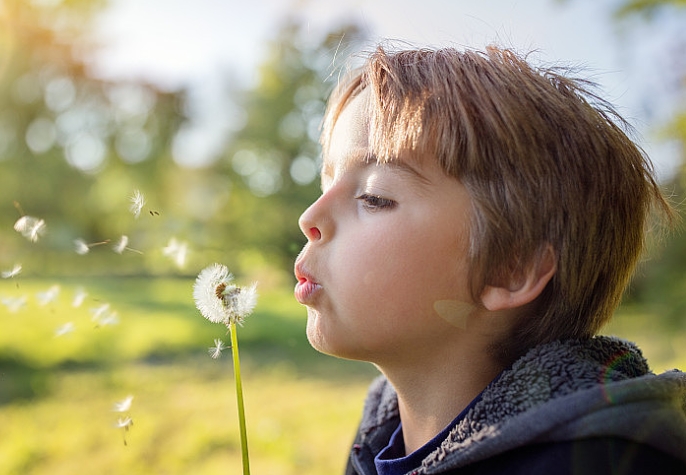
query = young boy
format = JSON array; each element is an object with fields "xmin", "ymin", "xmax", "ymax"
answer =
[{"xmin": 293, "ymin": 45, "xmax": 686, "ymax": 474}]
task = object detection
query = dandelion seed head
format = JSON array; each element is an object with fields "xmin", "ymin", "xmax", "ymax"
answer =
[
  {"xmin": 14, "ymin": 216, "xmax": 46, "ymax": 242},
  {"xmin": 193, "ymin": 263, "xmax": 258, "ymax": 326},
  {"xmin": 129, "ymin": 190, "xmax": 145, "ymax": 218},
  {"xmin": 231, "ymin": 282, "xmax": 258, "ymax": 323},
  {"xmin": 113, "ymin": 395, "xmax": 134, "ymax": 412},
  {"xmin": 215, "ymin": 282, "xmax": 227, "ymax": 299},
  {"xmin": 2, "ymin": 263, "xmax": 22, "ymax": 279},
  {"xmin": 208, "ymin": 338, "xmax": 226, "ymax": 359}
]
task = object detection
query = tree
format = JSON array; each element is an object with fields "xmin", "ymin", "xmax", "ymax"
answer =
[
  {"xmin": 605, "ymin": 0, "xmax": 686, "ymax": 324},
  {"xmin": 0, "ymin": 0, "xmax": 185, "ymax": 276},
  {"xmin": 205, "ymin": 19, "xmax": 367, "ymax": 275},
  {"xmin": 0, "ymin": 2, "xmax": 368, "ymax": 279}
]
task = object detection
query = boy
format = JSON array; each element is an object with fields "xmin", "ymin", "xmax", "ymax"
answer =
[{"xmin": 293, "ymin": 45, "xmax": 686, "ymax": 474}]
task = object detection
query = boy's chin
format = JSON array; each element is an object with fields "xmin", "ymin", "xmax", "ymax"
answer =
[{"xmin": 306, "ymin": 316, "xmax": 358, "ymax": 361}]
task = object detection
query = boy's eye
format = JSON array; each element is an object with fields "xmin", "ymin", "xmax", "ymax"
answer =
[{"xmin": 355, "ymin": 193, "xmax": 397, "ymax": 211}]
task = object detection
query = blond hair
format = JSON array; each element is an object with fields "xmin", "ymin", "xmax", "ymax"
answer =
[{"xmin": 321, "ymin": 46, "xmax": 673, "ymax": 361}]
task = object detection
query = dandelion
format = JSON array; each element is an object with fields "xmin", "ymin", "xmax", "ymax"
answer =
[
  {"xmin": 129, "ymin": 189, "xmax": 146, "ymax": 218},
  {"xmin": 1, "ymin": 263, "xmax": 22, "ymax": 279},
  {"xmin": 208, "ymin": 338, "xmax": 227, "ymax": 359},
  {"xmin": 72, "ymin": 287, "xmax": 87, "ymax": 307},
  {"xmin": 193, "ymin": 263, "xmax": 257, "ymax": 326},
  {"xmin": 36, "ymin": 284, "xmax": 60, "ymax": 306},
  {"xmin": 194, "ymin": 263, "xmax": 258, "ymax": 475},
  {"xmin": 14, "ymin": 216, "xmax": 46, "ymax": 242},
  {"xmin": 162, "ymin": 237, "xmax": 188, "ymax": 269},
  {"xmin": 113, "ymin": 395, "xmax": 134, "ymax": 412},
  {"xmin": 54, "ymin": 322, "xmax": 75, "ymax": 337}
]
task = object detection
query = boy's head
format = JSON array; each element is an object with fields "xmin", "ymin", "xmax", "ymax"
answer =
[{"xmin": 320, "ymin": 45, "xmax": 672, "ymax": 361}]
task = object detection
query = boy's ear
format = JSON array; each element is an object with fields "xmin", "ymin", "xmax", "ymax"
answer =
[{"xmin": 480, "ymin": 245, "xmax": 557, "ymax": 312}]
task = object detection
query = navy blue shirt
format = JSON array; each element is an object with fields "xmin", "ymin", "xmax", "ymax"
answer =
[{"xmin": 374, "ymin": 393, "xmax": 483, "ymax": 475}]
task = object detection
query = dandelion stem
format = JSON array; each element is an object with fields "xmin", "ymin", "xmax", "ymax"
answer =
[{"xmin": 229, "ymin": 320, "xmax": 250, "ymax": 475}]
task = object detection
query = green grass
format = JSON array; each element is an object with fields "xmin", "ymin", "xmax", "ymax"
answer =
[
  {"xmin": 0, "ymin": 361, "xmax": 372, "ymax": 475},
  {"xmin": 0, "ymin": 276, "xmax": 683, "ymax": 474},
  {"xmin": 0, "ymin": 275, "xmax": 376, "ymax": 474}
]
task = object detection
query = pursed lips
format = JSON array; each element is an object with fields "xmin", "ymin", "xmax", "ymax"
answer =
[{"xmin": 294, "ymin": 261, "xmax": 322, "ymax": 305}]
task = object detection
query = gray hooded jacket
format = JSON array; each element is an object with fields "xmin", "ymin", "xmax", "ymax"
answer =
[{"xmin": 346, "ymin": 337, "xmax": 686, "ymax": 475}]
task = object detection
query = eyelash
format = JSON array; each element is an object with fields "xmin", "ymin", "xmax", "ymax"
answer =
[{"xmin": 355, "ymin": 193, "xmax": 397, "ymax": 211}]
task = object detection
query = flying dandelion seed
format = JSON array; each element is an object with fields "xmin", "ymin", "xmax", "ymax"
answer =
[
  {"xmin": 113, "ymin": 235, "xmax": 129, "ymax": 254},
  {"xmin": 115, "ymin": 416, "xmax": 134, "ymax": 445},
  {"xmin": 113, "ymin": 395, "xmax": 134, "ymax": 412},
  {"xmin": 72, "ymin": 287, "xmax": 87, "ymax": 307},
  {"xmin": 36, "ymin": 285, "xmax": 60, "ymax": 306},
  {"xmin": 90, "ymin": 303, "xmax": 111, "ymax": 321},
  {"xmin": 97, "ymin": 311, "xmax": 120, "ymax": 327},
  {"xmin": 116, "ymin": 416, "xmax": 133, "ymax": 429},
  {"xmin": 129, "ymin": 190, "xmax": 146, "ymax": 218},
  {"xmin": 112, "ymin": 235, "xmax": 142, "ymax": 255},
  {"xmin": 74, "ymin": 239, "xmax": 90, "ymax": 255},
  {"xmin": 162, "ymin": 237, "xmax": 189, "ymax": 269},
  {"xmin": 90, "ymin": 302, "xmax": 119, "ymax": 327},
  {"xmin": 193, "ymin": 263, "xmax": 257, "ymax": 326},
  {"xmin": 2, "ymin": 295, "xmax": 27, "ymax": 313},
  {"xmin": 208, "ymin": 338, "xmax": 227, "ymax": 359},
  {"xmin": 1, "ymin": 264, "xmax": 22, "ymax": 278},
  {"xmin": 14, "ymin": 216, "xmax": 46, "ymax": 242},
  {"xmin": 54, "ymin": 322, "xmax": 75, "ymax": 337}
]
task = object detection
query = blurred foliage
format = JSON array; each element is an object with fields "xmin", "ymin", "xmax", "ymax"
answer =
[
  {"xmin": 0, "ymin": 0, "xmax": 366, "ymax": 279},
  {"xmin": 211, "ymin": 20, "xmax": 367, "ymax": 273},
  {"xmin": 0, "ymin": 0, "xmax": 186, "ymax": 275},
  {"xmin": 613, "ymin": 0, "xmax": 686, "ymax": 19},
  {"xmin": 597, "ymin": 0, "xmax": 686, "ymax": 328}
]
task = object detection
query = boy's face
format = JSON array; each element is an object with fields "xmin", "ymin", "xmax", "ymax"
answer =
[{"xmin": 294, "ymin": 90, "xmax": 477, "ymax": 367}]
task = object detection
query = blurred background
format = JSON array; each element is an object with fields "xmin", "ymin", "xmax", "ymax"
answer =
[{"xmin": 0, "ymin": 0, "xmax": 685, "ymax": 473}]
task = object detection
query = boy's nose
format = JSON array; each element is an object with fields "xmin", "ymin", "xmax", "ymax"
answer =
[{"xmin": 298, "ymin": 204, "xmax": 323, "ymax": 242}]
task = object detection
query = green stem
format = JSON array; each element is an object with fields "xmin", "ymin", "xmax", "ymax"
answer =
[{"xmin": 229, "ymin": 320, "xmax": 250, "ymax": 475}]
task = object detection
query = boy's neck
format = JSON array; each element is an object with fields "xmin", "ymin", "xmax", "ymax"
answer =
[{"xmin": 382, "ymin": 342, "xmax": 503, "ymax": 455}]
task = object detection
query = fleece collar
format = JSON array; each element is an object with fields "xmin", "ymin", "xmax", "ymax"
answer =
[{"xmin": 357, "ymin": 337, "xmax": 686, "ymax": 474}]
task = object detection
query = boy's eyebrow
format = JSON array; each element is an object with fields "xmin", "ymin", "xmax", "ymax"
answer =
[
  {"xmin": 381, "ymin": 158, "xmax": 432, "ymax": 186},
  {"xmin": 321, "ymin": 152, "xmax": 432, "ymax": 186}
]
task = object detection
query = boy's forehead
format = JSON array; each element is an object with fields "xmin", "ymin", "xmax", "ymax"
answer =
[{"xmin": 323, "ymin": 89, "xmax": 371, "ymax": 175}]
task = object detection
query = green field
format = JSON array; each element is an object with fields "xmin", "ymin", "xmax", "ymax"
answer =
[{"xmin": 0, "ymin": 277, "xmax": 683, "ymax": 474}]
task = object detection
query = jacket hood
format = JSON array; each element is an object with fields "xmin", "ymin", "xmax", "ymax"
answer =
[{"xmin": 356, "ymin": 337, "xmax": 686, "ymax": 474}]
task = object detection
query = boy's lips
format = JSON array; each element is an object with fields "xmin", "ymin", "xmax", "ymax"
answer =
[{"xmin": 294, "ymin": 263, "xmax": 321, "ymax": 305}]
